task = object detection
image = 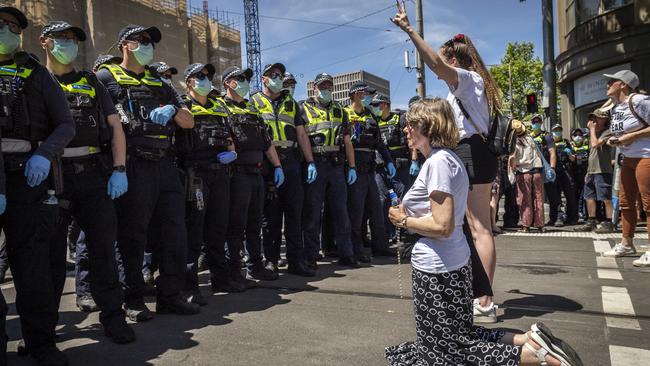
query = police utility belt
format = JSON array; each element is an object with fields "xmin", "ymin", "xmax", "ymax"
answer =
[
  {"xmin": 184, "ymin": 161, "xmax": 230, "ymax": 172},
  {"xmin": 231, "ymin": 162, "xmax": 263, "ymax": 174},
  {"xmin": 129, "ymin": 144, "xmax": 172, "ymax": 161},
  {"xmin": 312, "ymin": 146, "xmax": 343, "ymax": 165}
]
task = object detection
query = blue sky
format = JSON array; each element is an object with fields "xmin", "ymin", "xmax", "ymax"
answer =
[{"xmin": 202, "ymin": 0, "xmax": 548, "ymax": 109}]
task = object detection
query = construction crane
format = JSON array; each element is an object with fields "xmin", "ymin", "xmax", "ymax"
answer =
[{"xmin": 243, "ymin": 0, "xmax": 262, "ymax": 91}]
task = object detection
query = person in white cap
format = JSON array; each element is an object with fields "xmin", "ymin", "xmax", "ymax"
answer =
[{"xmin": 601, "ymin": 70, "xmax": 650, "ymax": 268}]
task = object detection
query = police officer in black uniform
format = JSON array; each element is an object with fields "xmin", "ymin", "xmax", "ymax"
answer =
[
  {"xmin": 97, "ymin": 24, "xmax": 199, "ymax": 321},
  {"xmin": 41, "ymin": 20, "xmax": 135, "ymax": 343},
  {"xmin": 252, "ymin": 63, "xmax": 316, "ymax": 277},
  {"xmin": 177, "ymin": 63, "xmax": 246, "ymax": 300},
  {"xmin": 570, "ymin": 128, "xmax": 590, "ymax": 220},
  {"xmin": 0, "ymin": 84, "xmax": 7, "ymax": 366},
  {"xmin": 550, "ymin": 123, "xmax": 578, "ymax": 225},
  {"xmin": 345, "ymin": 83, "xmax": 395, "ymax": 261},
  {"xmin": 150, "ymin": 61, "xmax": 177, "ymax": 83},
  {"xmin": 0, "ymin": 7, "xmax": 75, "ymax": 365},
  {"xmin": 221, "ymin": 66, "xmax": 284, "ymax": 282}
]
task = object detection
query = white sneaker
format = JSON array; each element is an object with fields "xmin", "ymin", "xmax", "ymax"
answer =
[
  {"xmin": 603, "ymin": 243, "xmax": 637, "ymax": 257},
  {"xmin": 473, "ymin": 299, "xmax": 498, "ymax": 324},
  {"xmin": 633, "ymin": 252, "xmax": 650, "ymax": 267}
]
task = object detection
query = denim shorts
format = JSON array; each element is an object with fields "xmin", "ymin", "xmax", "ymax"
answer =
[{"xmin": 583, "ymin": 173, "xmax": 613, "ymax": 201}]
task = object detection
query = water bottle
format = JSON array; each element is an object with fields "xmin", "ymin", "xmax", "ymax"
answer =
[
  {"xmin": 43, "ymin": 189, "xmax": 58, "ymax": 206},
  {"xmin": 388, "ymin": 189, "xmax": 401, "ymax": 207}
]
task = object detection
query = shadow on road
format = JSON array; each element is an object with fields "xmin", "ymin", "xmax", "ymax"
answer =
[{"xmin": 499, "ymin": 289, "xmax": 583, "ymax": 321}]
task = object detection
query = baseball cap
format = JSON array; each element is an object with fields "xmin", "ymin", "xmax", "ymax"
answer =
[
  {"xmin": 603, "ymin": 70, "xmax": 639, "ymax": 89},
  {"xmin": 150, "ymin": 61, "xmax": 178, "ymax": 75},
  {"xmin": 314, "ymin": 73, "xmax": 333, "ymax": 86},
  {"xmin": 117, "ymin": 25, "xmax": 161, "ymax": 46},
  {"xmin": 262, "ymin": 62, "xmax": 286, "ymax": 76},
  {"xmin": 41, "ymin": 20, "xmax": 86, "ymax": 42},
  {"xmin": 222, "ymin": 65, "xmax": 253, "ymax": 82},
  {"xmin": 184, "ymin": 62, "xmax": 215, "ymax": 82},
  {"xmin": 0, "ymin": 7, "xmax": 27, "ymax": 29},
  {"xmin": 348, "ymin": 81, "xmax": 369, "ymax": 95}
]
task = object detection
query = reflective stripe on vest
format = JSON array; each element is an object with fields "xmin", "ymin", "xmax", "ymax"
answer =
[
  {"xmin": 99, "ymin": 64, "xmax": 162, "ymax": 87},
  {"xmin": 378, "ymin": 113, "xmax": 404, "ymax": 151},
  {"xmin": 190, "ymin": 98, "xmax": 228, "ymax": 117},
  {"xmin": 302, "ymin": 101, "xmax": 343, "ymax": 147},
  {"xmin": 251, "ymin": 92, "xmax": 296, "ymax": 143},
  {"xmin": 0, "ymin": 64, "xmax": 33, "ymax": 79},
  {"xmin": 59, "ymin": 77, "xmax": 96, "ymax": 98}
]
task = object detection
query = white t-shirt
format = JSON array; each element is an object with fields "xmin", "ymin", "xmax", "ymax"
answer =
[
  {"xmin": 610, "ymin": 94, "xmax": 650, "ymax": 158},
  {"xmin": 402, "ymin": 149, "xmax": 470, "ymax": 273},
  {"xmin": 446, "ymin": 68, "xmax": 490, "ymax": 139}
]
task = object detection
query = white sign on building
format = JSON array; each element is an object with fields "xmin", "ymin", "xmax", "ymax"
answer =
[{"xmin": 573, "ymin": 63, "xmax": 631, "ymax": 108}]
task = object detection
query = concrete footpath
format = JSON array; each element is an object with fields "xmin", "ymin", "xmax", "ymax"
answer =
[{"xmin": 4, "ymin": 230, "xmax": 650, "ymax": 365}]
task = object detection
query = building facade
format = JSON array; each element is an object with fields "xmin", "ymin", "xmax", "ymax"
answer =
[
  {"xmin": 556, "ymin": 0, "xmax": 650, "ymax": 130},
  {"xmin": 306, "ymin": 70, "xmax": 390, "ymax": 107},
  {"xmin": 9, "ymin": 0, "xmax": 241, "ymax": 90}
]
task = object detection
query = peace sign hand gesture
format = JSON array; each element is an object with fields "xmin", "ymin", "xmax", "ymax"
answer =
[{"xmin": 391, "ymin": 0, "xmax": 411, "ymax": 32}]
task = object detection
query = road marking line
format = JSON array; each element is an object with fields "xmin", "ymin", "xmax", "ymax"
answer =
[
  {"xmin": 610, "ymin": 345, "xmax": 650, "ymax": 366},
  {"xmin": 597, "ymin": 257, "xmax": 619, "ymax": 269},
  {"xmin": 597, "ymin": 269, "xmax": 623, "ymax": 280},
  {"xmin": 606, "ymin": 316, "xmax": 641, "ymax": 330},
  {"xmin": 601, "ymin": 286, "xmax": 635, "ymax": 316},
  {"xmin": 594, "ymin": 240, "xmax": 612, "ymax": 253}
]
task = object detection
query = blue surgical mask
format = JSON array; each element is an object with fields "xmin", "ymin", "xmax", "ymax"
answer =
[
  {"xmin": 131, "ymin": 42, "xmax": 154, "ymax": 66},
  {"xmin": 552, "ymin": 131, "xmax": 562, "ymax": 139},
  {"xmin": 572, "ymin": 135, "xmax": 583, "ymax": 144},
  {"xmin": 284, "ymin": 86, "xmax": 295, "ymax": 97},
  {"xmin": 531, "ymin": 123, "xmax": 541, "ymax": 131},
  {"xmin": 267, "ymin": 77, "xmax": 283, "ymax": 93},
  {"xmin": 317, "ymin": 90, "xmax": 332, "ymax": 104},
  {"xmin": 50, "ymin": 38, "xmax": 78, "ymax": 65},
  {"xmin": 0, "ymin": 26, "xmax": 20, "ymax": 55},
  {"xmin": 234, "ymin": 80, "xmax": 250, "ymax": 98},
  {"xmin": 193, "ymin": 77, "xmax": 212, "ymax": 96},
  {"xmin": 361, "ymin": 95, "xmax": 372, "ymax": 107},
  {"xmin": 371, "ymin": 106, "xmax": 381, "ymax": 116}
]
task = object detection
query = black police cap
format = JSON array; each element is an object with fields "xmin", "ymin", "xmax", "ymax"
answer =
[
  {"xmin": 184, "ymin": 62, "xmax": 216, "ymax": 82},
  {"xmin": 283, "ymin": 72, "xmax": 296, "ymax": 83},
  {"xmin": 372, "ymin": 93, "xmax": 390, "ymax": 104},
  {"xmin": 222, "ymin": 65, "xmax": 253, "ymax": 83},
  {"xmin": 93, "ymin": 54, "xmax": 122, "ymax": 72},
  {"xmin": 348, "ymin": 81, "xmax": 369, "ymax": 95},
  {"xmin": 41, "ymin": 20, "xmax": 87, "ymax": 42},
  {"xmin": 150, "ymin": 61, "xmax": 178, "ymax": 75},
  {"xmin": 314, "ymin": 73, "xmax": 333, "ymax": 86},
  {"xmin": 117, "ymin": 25, "xmax": 161, "ymax": 45},
  {"xmin": 262, "ymin": 62, "xmax": 286, "ymax": 76},
  {"xmin": 0, "ymin": 7, "xmax": 27, "ymax": 29}
]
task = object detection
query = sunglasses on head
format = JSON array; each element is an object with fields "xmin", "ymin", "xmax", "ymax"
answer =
[{"xmin": 444, "ymin": 33, "xmax": 466, "ymax": 48}]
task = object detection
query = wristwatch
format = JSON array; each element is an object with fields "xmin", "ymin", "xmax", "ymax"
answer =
[{"xmin": 113, "ymin": 165, "xmax": 126, "ymax": 173}]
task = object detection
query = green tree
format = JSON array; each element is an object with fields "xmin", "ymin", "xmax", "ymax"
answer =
[{"xmin": 489, "ymin": 42, "xmax": 543, "ymax": 120}]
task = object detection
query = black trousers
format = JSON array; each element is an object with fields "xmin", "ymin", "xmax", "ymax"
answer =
[
  {"xmin": 262, "ymin": 157, "xmax": 305, "ymax": 265},
  {"xmin": 115, "ymin": 156, "xmax": 187, "ymax": 305},
  {"xmin": 0, "ymin": 170, "xmax": 62, "ymax": 353},
  {"xmin": 185, "ymin": 168, "xmax": 231, "ymax": 290},
  {"xmin": 227, "ymin": 170, "xmax": 265, "ymax": 270},
  {"xmin": 303, "ymin": 161, "xmax": 353, "ymax": 262},
  {"xmin": 572, "ymin": 166, "xmax": 588, "ymax": 219},
  {"xmin": 53, "ymin": 159, "xmax": 125, "ymax": 326},
  {"xmin": 348, "ymin": 170, "xmax": 388, "ymax": 254},
  {"xmin": 546, "ymin": 166, "xmax": 578, "ymax": 223}
]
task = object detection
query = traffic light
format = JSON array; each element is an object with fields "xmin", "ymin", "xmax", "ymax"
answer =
[{"xmin": 526, "ymin": 93, "xmax": 538, "ymax": 114}]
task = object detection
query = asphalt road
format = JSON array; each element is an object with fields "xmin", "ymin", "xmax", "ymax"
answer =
[{"xmin": 3, "ymin": 228, "xmax": 650, "ymax": 365}]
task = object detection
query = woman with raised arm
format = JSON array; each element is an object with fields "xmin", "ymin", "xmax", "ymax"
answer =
[
  {"xmin": 385, "ymin": 98, "xmax": 582, "ymax": 366},
  {"xmin": 392, "ymin": 1, "xmax": 501, "ymax": 323}
]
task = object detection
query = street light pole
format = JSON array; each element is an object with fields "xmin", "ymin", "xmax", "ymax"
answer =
[
  {"xmin": 415, "ymin": 0, "xmax": 426, "ymax": 99},
  {"xmin": 541, "ymin": 0, "xmax": 557, "ymax": 127}
]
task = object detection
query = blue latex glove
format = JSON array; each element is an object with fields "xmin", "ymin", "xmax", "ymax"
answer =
[
  {"xmin": 564, "ymin": 148, "xmax": 572, "ymax": 155},
  {"xmin": 386, "ymin": 162, "xmax": 397, "ymax": 179},
  {"xmin": 24, "ymin": 154, "xmax": 51, "ymax": 187},
  {"xmin": 217, "ymin": 151, "xmax": 237, "ymax": 164},
  {"xmin": 0, "ymin": 194, "xmax": 6, "ymax": 215},
  {"xmin": 274, "ymin": 167, "xmax": 285, "ymax": 187},
  {"xmin": 306, "ymin": 162, "xmax": 317, "ymax": 184},
  {"xmin": 409, "ymin": 160, "xmax": 420, "ymax": 176},
  {"xmin": 149, "ymin": 105, "xmax": 177, "ymax": 126},
  {"xmin": 107, "ymin": 171, "xmax": 128, "ymax": 200},
  {"xmin": 347, "ymin": 168, "xmax": 357, "ymax": 185}
]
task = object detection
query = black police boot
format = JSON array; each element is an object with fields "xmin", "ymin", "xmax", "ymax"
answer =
[
  {"xmin": 30, "ymin": 345, "xmax": 69, "ymax": 366},
  {"xmin": 278, "ymin": 258, "xmax": 288, "ymax": 268},
  {"xmin": 156, "ymin": 296, "xmax": 201, "ymax": 315},
  {"xmin": 265, "ymin": 260, "xmax": 279, "ymax": 273},
  {"xmin": 103, "ymin": 318, "xmax": 136, "ymax": 344},
  {"xmin": 305, "ymin": 259, "xmax": 318, "ymax": 271},
  {"xmin": 249, "ymin": 264, "xmax": 279, "ymax": 281},
  {"xmin": 355, "ymin": 254, "xmax": 372, "ymax": 264},
  {"xmin": 184, "ymin": 290, "xmax": 208, "ymax": 306},
  {"xmin": 211, "ymin": 277, "xmax": 246, "ymax": 293},
  {"xmin": 337, "ymin": 256, "xmax": 360, "ymax": 268},
  {"xmin": 76, "ymin": 295, "xmax": 99, "ymax": 313},
  {"xmin": 124, "ymin": 301, "xmax": 154, "ymax": 322},
  {"xmin": 287, "ymin": 261, "xmax": 316, "ymax": 277},
  {"xmin": 372, "ymin": 247, "xmax": 397, "ymax": 257},
  {"xmin": 230, "ymin": 269, "xmax": 257, "ymax": 289}
]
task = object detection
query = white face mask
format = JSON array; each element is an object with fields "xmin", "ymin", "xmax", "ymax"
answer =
[{"xmin": 266, "ymin": 76, "xmax": 283, "ymax": 93}]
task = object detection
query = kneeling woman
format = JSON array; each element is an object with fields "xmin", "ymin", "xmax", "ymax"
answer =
[{"xmin": 386, "ymin": 98, "xmax": 582, "ymax": 366}]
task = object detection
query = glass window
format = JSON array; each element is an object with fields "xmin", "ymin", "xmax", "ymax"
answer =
[
  {"xmin": 566, "ymin": 0, "xmax": 577, "ymax": 33},
  {"xmin": 603, "ymin": 0, "xmax": 633, "ymax": 11},
  {"xmin": 578, "ymin": 0, "xmax": 600, "ymax": 22}
]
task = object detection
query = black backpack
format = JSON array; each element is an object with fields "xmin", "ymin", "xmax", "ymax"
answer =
[{"xmin": 456, "ymin": 98, "xmax": 516, "ymax": 157}]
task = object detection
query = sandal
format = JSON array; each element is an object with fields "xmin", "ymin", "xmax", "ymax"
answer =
[
  {"xmin": 529, "ymin": 322, "xmax": 583, "ymax": 366},
  {"xmin": 525, "ymin": 343, "xmax": 568, "ymax": 366},
  {"xmin": 518, "ymin": 227, "xmax": 530, "ymax": 233}
]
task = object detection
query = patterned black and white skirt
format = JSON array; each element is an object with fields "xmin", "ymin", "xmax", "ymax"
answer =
[{"xmin": 385, "ymin": 263, "xmax": 521, "ymax": 365}]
